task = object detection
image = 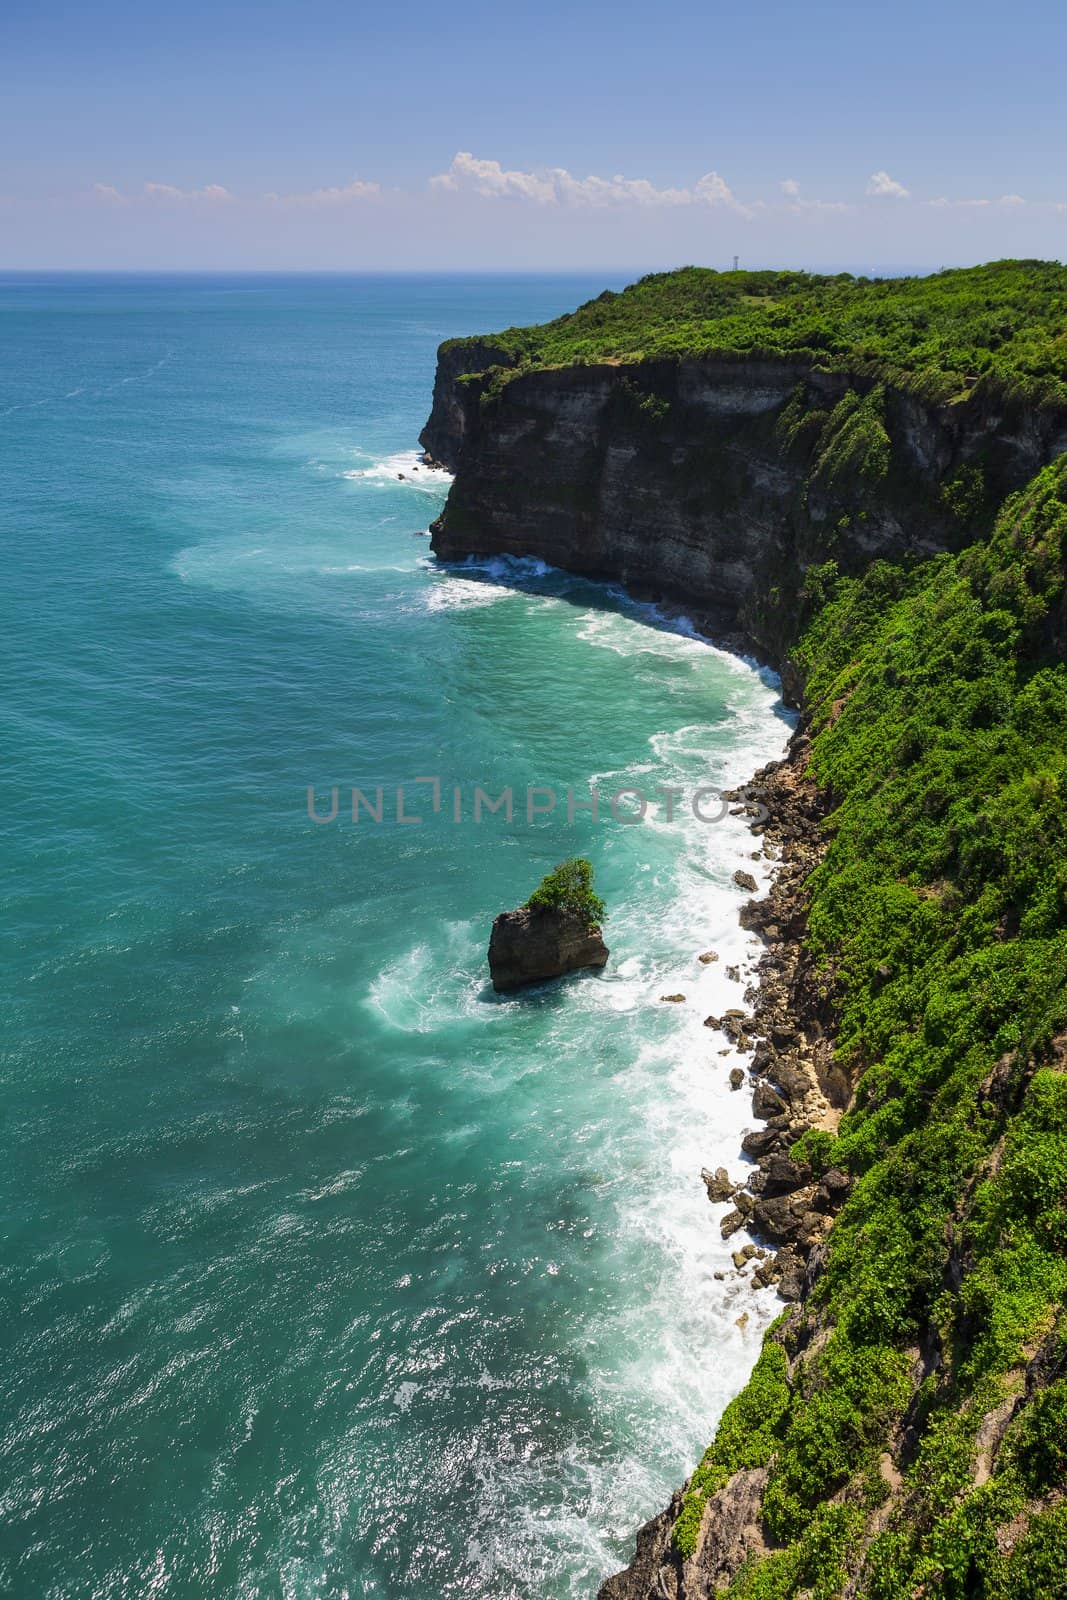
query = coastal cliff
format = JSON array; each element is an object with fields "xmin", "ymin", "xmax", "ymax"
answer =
[
  {"xmin": 422, "ymin": 266, "xmax": 1067, "ymax": 1600},
  {"xmin": 424, "ymin": 343, "xmax": 1067, "ymax": 676}
]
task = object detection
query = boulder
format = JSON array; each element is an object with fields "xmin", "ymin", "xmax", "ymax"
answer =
[
  {"xmin": 741, "ymin": 1126, "xmax": 780, "ymax": 1158},
  {"xmin": 771, "ymin": 1062, "xmax": 812, "ymax": 1104},
  {"xmin": 813, "ymin": 1167, "xmax": 852, "ymax": 1212},
  {"xmin": 751, "ymin": 1192, "xmax": 810, "ymax": 1245},
  {"xmin": 752, "ymin": 1082, "xmax": 787, "ymax": 1119},
  {"xmin": 776, "ymin": 1248, "xmax": 805, "ymax": 1300},
  {"xmin": 752, "ymin": 1257, "xmax": 782, "ymax": 1289},
  {"xmin": 721, "ymin": 1008, "xmax": 749, "ymax": 1042},
  {"xmin": 719, "ymin": 1208, "xmax": 746, "ymax": 1239},
  {"xmin": 751, "ymin": 1042, "xmax": 774, "ymax": 1073},
  {"xmin": 488, "ymin": 906, "xmax": 608, "ymax": 993},
  {"xmin": 733, "ymin": 869, "xmax": 758, "ymax": 893},
  {"xmin": 796, "ymin": 1210, "xmax": 826, "ymax": 1248},
  {"xmin": 761, "ymin": 1154, "xmax": 813, "ymax": 1196},
  {"xmin": 701, "ymin": 1166, "xmax": 736, "ymax": 1203}
]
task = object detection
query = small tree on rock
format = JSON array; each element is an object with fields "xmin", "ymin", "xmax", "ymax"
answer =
[{"xmin": 525, "ymin": 858, "xmax": 606, "ymax": 929}]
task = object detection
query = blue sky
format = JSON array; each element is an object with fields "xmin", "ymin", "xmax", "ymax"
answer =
[{"xmin": 2, "ymin": 0, "xmax": 1065, "ymax": 270}]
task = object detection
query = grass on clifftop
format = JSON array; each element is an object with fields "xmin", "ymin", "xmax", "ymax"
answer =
[
  {"xmin": 672, "ymin": 457, "xmax": 1067, "ymax": 1597},
  {"xmin": 442, "ymin": 260, "xmax": 1067, "ymax": 405}
]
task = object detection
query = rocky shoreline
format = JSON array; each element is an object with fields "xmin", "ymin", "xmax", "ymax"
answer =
[
  {"xmin": 706, "ymin": 720, "xmax": 851, "ymax": 1300},
  {"xmin": 597, "ymin": 716, "xmax": 852, "ymax": 1600}
]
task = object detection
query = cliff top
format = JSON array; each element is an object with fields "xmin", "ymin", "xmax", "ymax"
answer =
[{"xmin": 440, "ymin": 259, "xmax": 1067, "ymax": 405}]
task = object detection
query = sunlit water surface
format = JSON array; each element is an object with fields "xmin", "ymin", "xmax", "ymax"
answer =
[{"xmin": 0, "ymin": 274, "xmax": 793, "ymax": 1599}]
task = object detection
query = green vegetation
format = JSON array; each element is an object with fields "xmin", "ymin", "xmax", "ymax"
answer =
[
  {"xmin": 807, "ymin": 387, "xmax": 891, "ymax": 491},
  {"xmin": 525, "ymin": 857, "xmax": 606, "ymax": 928},
  {"xmin": 674, "ymin": 1335, "xmax": 793, "ymax": 1556},
  {"xmin": 441, "ymin": 260, "xmax": 1067, "ymax": 405},
  {"xmin": 672, "ymin": 456, "xmax": 1067, "ymax": 1595}
]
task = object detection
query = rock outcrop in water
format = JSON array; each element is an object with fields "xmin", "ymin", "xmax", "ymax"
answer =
[{"xmin": 488, "ymin": 905, "xmax": 609, "ymax": 992}]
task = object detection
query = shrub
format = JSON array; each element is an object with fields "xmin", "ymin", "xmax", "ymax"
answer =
[
  {"xmin": 437, "ymin": 261, "xmax": 1067, "ymax": 406},
  {"xmin": 525, "ymin": 857, "xmax": 606, "ymax": 927}
]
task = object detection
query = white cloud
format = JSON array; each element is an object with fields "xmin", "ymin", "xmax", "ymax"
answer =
[
  {"xmin": 924, "ymin": 194, "xmax": 1027, "ymax": 210},
  {"xmin": 866, "ymin": 169, "xmax": 910, "ymax": 199},
  {"xmin": 693, "ymin": 171, "xmax": 746, "ymax": 209},
  {"xmin": 431, "ymin": 152, "xmax": 555, "ymax": 204},
  {"xmin": 86, "ymin": 163, "xmax": 1045, "ymax": 229},
  {"xmin": 926, "ymin": 196, "xmax": 988, "ymax": 209},
  {"xmin": 430, "ymin": 152, "xmax": 753, "ymax": 215},
  {"xmin": 777, "ymin": 177, "xmax": 851, "ymax": 215},
  {"xmin": 93, "ymin": 179, "xmax": 377, "ymax": 209},
  {"xmin": 265, "ymin": 179, "xmax": 381, "ymax": 207},
  {"xmin": 143, "ymin": 182, "xmax": 233, "ymax": 202},
  {"xmin": 92, "ymin": 181, "xmax": 233, "ymax": 204}
]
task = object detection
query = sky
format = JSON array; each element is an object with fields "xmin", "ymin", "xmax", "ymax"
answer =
[{"xmin": 1, "ymin": 0, "xmax": 1065, "ymax": 273}]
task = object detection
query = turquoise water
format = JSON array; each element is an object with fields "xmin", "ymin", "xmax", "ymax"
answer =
[{"xmin": 0, "ymin": 275, "xmax": 792, "ymax": 1600}]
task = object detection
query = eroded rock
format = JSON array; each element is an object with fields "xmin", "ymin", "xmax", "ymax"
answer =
[
  {"xmin": 701, "ymin": 1166, "xmax": 736, "ymax": 1203},
  {"xmin": 488, "ymin": 906, "xmax": 608, "ymax": 993}
]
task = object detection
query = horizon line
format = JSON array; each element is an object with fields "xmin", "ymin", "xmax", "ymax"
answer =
[{"xmin": 0, "ymin": 260, "xmax": 990, "ymax": 279}]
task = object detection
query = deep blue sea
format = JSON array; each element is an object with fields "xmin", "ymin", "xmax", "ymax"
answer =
[{"xmin": 0, "ymin": 274, "xmax": 792, "ymax": 1599}]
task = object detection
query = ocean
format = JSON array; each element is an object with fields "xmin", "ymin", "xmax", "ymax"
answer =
[{"xmin": 0, "ymin": 273, "xmax": 793, "ymax": 1599}]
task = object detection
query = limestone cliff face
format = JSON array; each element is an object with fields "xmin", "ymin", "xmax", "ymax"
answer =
[
  {"xmin": 423, "ymin": 350, "xmax": 1067, "ymax": 673},
  {"xmin": 419, "ymin": 338, "xmax": 518, "ymax": 468}
]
